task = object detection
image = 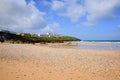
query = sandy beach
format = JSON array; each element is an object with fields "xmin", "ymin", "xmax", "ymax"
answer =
[{"xmin": 0, "ymin": 43, "xmax": 120, "ymax": 80}]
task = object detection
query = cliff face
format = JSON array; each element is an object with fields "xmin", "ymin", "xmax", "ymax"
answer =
[{"xmin": 0, "ymin": 31, "xmax": 81, "ymax": 43}]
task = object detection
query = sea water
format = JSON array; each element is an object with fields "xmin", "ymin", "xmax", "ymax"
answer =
[
  {"xmin": 82, "ymin": 40, "xmax": 120, "ymax": 43},
  {"xmin": 71, "ymin": 40, "xmax": 120, "ymax": 50}
]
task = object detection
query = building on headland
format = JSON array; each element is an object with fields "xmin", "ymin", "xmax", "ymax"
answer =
[
  {"xmin": 37, "ymin": 33, "xmax": 62, "ymax": 38},
  {"xmin": 16, "ymin": 32, "xmax": 62, "ymax": 38},
  {"xmin": 17, "ymin": 33, "xmax": 32, "ymax": 36}
]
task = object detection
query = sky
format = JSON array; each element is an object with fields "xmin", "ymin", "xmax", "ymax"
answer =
[{"xmin": 0, "ymin": 0, "xmax": 120, "ymax": 40}]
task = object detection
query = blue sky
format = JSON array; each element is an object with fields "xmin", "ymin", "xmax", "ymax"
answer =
[{"xmin": 0, "ymin": 0, "xmax": 120, "ymax": 40}]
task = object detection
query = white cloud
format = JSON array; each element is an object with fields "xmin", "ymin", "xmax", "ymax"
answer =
[
  {"xmin": 51, "ymin": 0, "xmax": 65, "ymax": 11},
  {"xmin": 1, "ymin": 0, "xmax": 120, "ymax": 33},
  {"xmin": 63, "ymin": 4, "xmax": 84, "ymax": 22},
  {"xmin": 49, "ymin": 0, "xmax": 120, "ymax": 24},
  {"xmin": 41, "ymin": 22, "xmax": 60, "ymax": 33},
  {"xmin": 41, "ymin": 0, "xmax": 51, "ymax": 6},
  {"xmin": 85, "ymin": 0, "xmax": 120, "ymax": 24},
  {"xmin": 0, "ymin": 0, "xmax": 46, "ymax": 33},
  {"xmin": 51, "ymin": 0, "xmax": 85, "ymax": 22}
]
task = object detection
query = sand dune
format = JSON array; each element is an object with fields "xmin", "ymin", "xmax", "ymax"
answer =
[{"xmin": 0, "ymin": 44, "xmax": 120, "ymax": 80}]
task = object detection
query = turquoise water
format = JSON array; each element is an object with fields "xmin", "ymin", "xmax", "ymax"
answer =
[
  {"xmin": 71, "ymin": 40, "xmax": 120, "ymax": 50},
  {"xmin": 82, "ymin": 40, "xmax": 120, "ymax": 43}
]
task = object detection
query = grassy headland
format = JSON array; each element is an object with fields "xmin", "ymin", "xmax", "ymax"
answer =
[{"xmin": 0, "ymin": 31, "xmax": 80, "ymax": 43}]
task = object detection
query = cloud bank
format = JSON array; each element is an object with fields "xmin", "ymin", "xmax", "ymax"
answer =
[
  {"xmin": 49, "ymin": 0, "xmax": 120, "ymax": 24},
  {"xmin": 0, "ymin": 0, "xmax": 46, "ymax": 32},
  {"xmin": 0, "ymin": 0, "xmax": 120, "ymax": 33},
  {"xmin": 51, "ymin": 0, "xmax": 85, "ymax": 22},
  {"xmin": 85, "ymin": 0, "xmax": 120, "ymax": 24}
]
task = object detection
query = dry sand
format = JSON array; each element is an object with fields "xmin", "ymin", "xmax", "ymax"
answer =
[{"xmin": 0, "ymin": 43, "xmax": 120, "ymax": 80}]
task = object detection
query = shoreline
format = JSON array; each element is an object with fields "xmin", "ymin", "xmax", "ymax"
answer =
[
  {"xmin": 1, "ymin": 41, "xmax": 120, "ymax": 50},
  {"xmin": 43, "ymin": 42, "xmax": 120, "ymax": 50}
]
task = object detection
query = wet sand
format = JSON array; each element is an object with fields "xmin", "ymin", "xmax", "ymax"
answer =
[
  {"xmin": 0, "ymin": 43, "xmax": 120, "ymax": 80},
  {"xmin": 70, "ymin": 42, "xmax": 120, "ymax": 50}
]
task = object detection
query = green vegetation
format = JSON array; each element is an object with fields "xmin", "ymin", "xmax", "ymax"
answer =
[{"xmin": 0, "ymin": 31, "xmax": 80, "ymax": 43}]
